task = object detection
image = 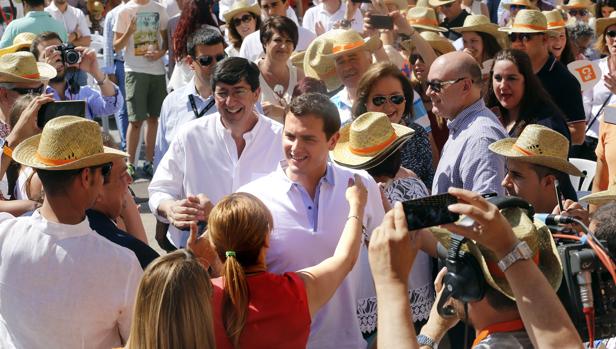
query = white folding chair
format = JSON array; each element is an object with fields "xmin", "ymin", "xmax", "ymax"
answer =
[{"xmin": 569, "ymin": 158, "xmax": 597, "ymax": 192}]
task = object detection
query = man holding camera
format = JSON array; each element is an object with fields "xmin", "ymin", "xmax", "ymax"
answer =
[{"xmin": 31, "ymin": 31, "xmax": 122, "ymax": 120}]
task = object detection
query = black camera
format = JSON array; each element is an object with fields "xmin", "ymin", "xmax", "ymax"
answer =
[{"xmin": 56, "ymin": 43, "xmax": 80, "ymax": 65}]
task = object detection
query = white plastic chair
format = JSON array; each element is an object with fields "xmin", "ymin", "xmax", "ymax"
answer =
[{"xmin": 569, "ymin": 158, "xmax": 597, "ymax": 191}]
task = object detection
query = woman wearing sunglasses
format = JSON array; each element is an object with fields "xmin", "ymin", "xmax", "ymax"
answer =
[
  {"xmin": 257, "ymin": 16, "xmax": 304, "ymax": 123},
  {"xmin": 223, "ymin": 0, "xmax": 261, "ymax": 57},
  {"xmin": 353, "ymin": 62, "xmax": 435, "ymax": 188}
]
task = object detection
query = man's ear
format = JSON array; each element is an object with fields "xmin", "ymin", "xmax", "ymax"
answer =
[
  {"xmin": 328, "ymin": 131, "xmax": 341, "ymax": 150},
  {"xmin": 186, "ymin": 55, "xmax": 196, "ymax": 71}
]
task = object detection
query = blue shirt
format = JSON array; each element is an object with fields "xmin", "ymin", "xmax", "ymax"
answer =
[
  {"xmin": 102, "ymin": 4, "xmax": 124, "ymax": 75},
  {"xmin": 45, "ymin": 83, "xmax": 123, "ymax": 120},
  {"xmin": 291, "ymin": 163, "xmax": 335, "ymax": 232},
  {"xmin": 0, "ymin": 11, "xmax": 68, "ymax": 48},
  {"xmin": 330, "ymin": 87, "xmax": 353, "ymax": 125},
  {"xmin": 432, "ymin": 99, "xmax": 507, "ymax": 196}
]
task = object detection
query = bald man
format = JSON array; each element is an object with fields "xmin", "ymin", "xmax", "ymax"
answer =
[{"xmin": 427, "ymin": 52, "xmax": 507, "ymax": 195}]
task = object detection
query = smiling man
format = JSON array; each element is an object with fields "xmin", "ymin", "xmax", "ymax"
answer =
[{"xmin": 148, "ymin": 57, "xmax": 283, "ymax": 248}]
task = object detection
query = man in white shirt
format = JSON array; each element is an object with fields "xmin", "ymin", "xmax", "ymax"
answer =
[
  {"xmin": 0, "ymin": 116, "xmax": 142, "ymax": 349},
  {"xmin": 154, "ymin": 26, "xmax": 224, "ymax": 169},
  {"xmin": 239, "ymin": 0, "xmax": 316, "ymax": 61},
  {"xmin": 238, "ymin": 93, "xmax": 385, "ymax": 349},
  {"xmin": 302, "ymin": 0, "xmax": 363, "ymax": 35},
  {"xmin": 45, "ymin": 0, "xmax": 91, "ymax": 47},
  {"xmin": 149, "ymin": 57, "xmax": 284, "ymax": 248}
]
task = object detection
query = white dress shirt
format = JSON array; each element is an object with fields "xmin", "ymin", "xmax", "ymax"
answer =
[
  {"xmin": 154, "ymin": 76, "xmax": 217, "ymax": 169},
  {"xmin": 149, "ymin": 112, "xmax": 284, "ymax": 247},
  {"xmin": 583, "ymin": 58, "xmax": 616, "ymax": 139},
  {"xmin": 302, "ymin": 2, "xmax": 363, "ymax": 34},
  {"xmin": 0, "ymin": 211, "xmax": 142, "ymax": 349},
  {"xmin": 239, "ymin": 26, "xmax": 316, "ymax": 62},
  {"xmin": 238, "ymin": 161, "xmax": 385, "ymax": 349},
  {"xmin": 45, "ymin": 2, "xmax": 91, "ymax": 39}
]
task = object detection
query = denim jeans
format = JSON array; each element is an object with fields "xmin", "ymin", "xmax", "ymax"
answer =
[{"xmin": 114, "ymin": 59, "xmax": 129, "ymax": 151}]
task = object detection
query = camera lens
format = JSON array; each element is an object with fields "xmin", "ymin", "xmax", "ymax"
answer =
[{"xmin": 64, "ymin": 49, "xmax": 80, "ymax": 65}]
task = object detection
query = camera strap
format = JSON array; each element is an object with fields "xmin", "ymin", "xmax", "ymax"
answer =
[
  {"xmin": 586, "ymin": 93, "xmax": 612, "ymax": 134},
  {"xmin": 189, "ymin": 94, "xmax": 215, "ymax": 119}
]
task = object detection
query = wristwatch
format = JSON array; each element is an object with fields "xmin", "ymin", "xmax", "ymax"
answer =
[
  {"xmin": 497, "ymin": 241, "xmax": 533, "ymax": 272},
  {"xmin": 417, "ymin": 334, "xmax": 438, "ymax": 349}
]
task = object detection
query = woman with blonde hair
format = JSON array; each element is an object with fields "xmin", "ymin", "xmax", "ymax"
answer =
[
  {"xmin": 204, "ymin": 177, "xmax": 367, "ymax": 348},
  {"xmin": 125, "ymin": 249, "xmax": 216, "ymax": 349}
]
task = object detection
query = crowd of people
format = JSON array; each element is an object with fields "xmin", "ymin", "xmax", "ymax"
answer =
[{"xmin": 0, "ymin": 0, "xmax": 615, "ymax": 347}]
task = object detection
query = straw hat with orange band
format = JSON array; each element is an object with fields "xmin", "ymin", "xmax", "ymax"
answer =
[
  {"xmin": 498, "ymin": 9, "xmax": 552, "ymax": 33},
  {"xmin": 0, "ymin": 51, "xmax": 56, "ymax": 84},
  {"xmin": 302, "ymin": 30, "xmax": 342, "ymax": 91},
  {"xmin": 542, "ymin": 9, "xmax": 568, "ymax": 29},
  {"xmin": 322, "ymin": 29, "xmax": 381, "ymax": 59},
  {"xmin": 502, "ymin": 0, "xmax": 537, "ymax": 10},
  {"xmin": 12, "ymin": 116, "xmax": 128, "ymax": 170},
  {"xmin": 560, "ymin": 0, "xmax": 593, "ymax": 10},
  {"xmin": 406, "ymin": 7, "xmax": 447, "ymax": 32}
]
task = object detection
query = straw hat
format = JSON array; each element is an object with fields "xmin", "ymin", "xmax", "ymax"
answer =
[
  {"xmin": 290, "ymin": 50, "xmax": 305, "ymax": 69},
  {"xmin": 560, "ymin": 0, "xmax": 592, "ymax": 10},
  {"xmin": 429, "ymin": 0, "xmax": 456, "ymax": 8},
  {"xmin": 452, "ymin": 14, "xmax": 506, "ymax": 41},
  {"xmin": 303, "ymin": 31, "xmax": 341, "ymax": 91},
  {"xmin": 415, "ymin": 0, "xmax": 430, "ymax": 7},
  {"xmin": 332, "ymin": 112, "xmax": 415, "ymax": 168},
  {"xmin": 0, "ymin": 33, "xmax": 37, "ymax": 57},
  {"xmin": 542, "ymin": 9, "xmax": 567, "ymax": 29},
  {"xmin": 0, "ymin": 51, "xmax": 56, "ymax": 83},
  {"xmin": 579, "ymin": 176, "xmax": 616, "ymax": 205},
  {"xmin": 401, "ymin": 31, "xmax": 455, "ymax": 54},
  {"xmin": 595, "ymin": 11, "xmax": 616, "ymax": 36},
  {"xmin": 384, "ymin": 0, "xmax": 408, "ymax": 11},
  {"xmin": 488, "ymin": 124, "xmax": 582, "ymax": 176},
  {"xmin": 12, "ymin": 116, "xmax": 128, "ymax": 170},
  {"xmin": 222, "ymin": 0, "xmax": 261, "ymax": 24},
  {"xmin": 322, "ymin": 29, "xmax": 381, "ymax": 59},
  {"xmin": 430, "ymin": 206, "xmax": 563, "ymax": 300},
  {"xmin": 499, "ymin": 9, "xmax": 549, "ymax": 33},
  {"xmin": 502, "ymin": 0, "xmax": 536, "ymax": 10},
  {"xmin": 406, "ymin": 7, "xmax": 447, "ymax": 32}
]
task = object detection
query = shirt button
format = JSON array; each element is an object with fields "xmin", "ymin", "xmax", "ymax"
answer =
[{"xmin": 308, "ymin": 206, "xmax": 312, "ymax": 210}]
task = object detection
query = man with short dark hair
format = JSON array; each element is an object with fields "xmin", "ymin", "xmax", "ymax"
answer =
[
  {"xmin": 0, "ymin": 0, "xmax": 67, "ymax": 47},
  {"xmin": 149, "ymin": 57, "xmax": 283, "ymax": 248},
  {"xmin": 45, "ymin": 0, "xmax": 92, "ymax": 47},
  {"xmin": 154, "ymin": 26, "xmax": 225, "ymax": 169},
  {"xmin": 238, "ymin": 92, "xmax": 385, "ymax": 349},
  {"xmin": 0, "ymin": 116, "xmax": 142, "ymax": 348}
]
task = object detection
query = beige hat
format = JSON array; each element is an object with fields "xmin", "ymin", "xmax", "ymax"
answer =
[
  {"xmin": 543, "ymin": 9, "xmax": 567, "ymax": 29},
  {"xmin": 499, "ymin": 9, "xmax": 549, "ymax": 33},
  {"xmin": 323, "ymin": 29, "xmax": 381, "ymax": 59},
  {"xmin": 13, "ymin": 116, "xmax": 128, "ymax": 170},
  {"xmin": 290, "ymin": 50, "xmax": 305, "ymax": 69},
  {"xmin": 595, "ymin": 11, "xmax": 616, "ymax": 36},
  {"xmin": 302, "ymin": 31, "xmax": 341, "ymax": 91},
  {"xmin": 415, "ymin": 0, "xmax": 431, "ymax": 7},
  {"xmin": 332, "ymin": 112, "xmax": 415, "ymax": 168},
  {"xmin": 384, "ymin": 0, "xmax": 408, "ymax": 11},
  {"xmin": 502, "ymin": 0, "xmax": 537, "ymax": 10},
  {"xmin": 406, "ymin": 7, "xmax": 447, "ymax": 32},
  {"xmin": 222, "ymin": 0, "xmax": 261, "ymax": 24},
  {"xmin": 401, "ymin": 31, "xmax": 456, "ymax": 55},
  {"xmin": 452, "ymin": 14, "xmax": 507, "ymax": 42},
  {"xmin": 489, "ymin": 124, "xmax": 582, "ymax": 176},
  {"xmin": 579, "ymin": 176, "xmax": 616, "ymax": 205},
  {"xmin": 431, "ymin": 207, "xmax": 563, "ymax": 300},
  {"xmin": 560, "ymin": 0, "xmax": 592, "ymax": 10},
  {"xmin": 429, "ymin": 0, "xmax": 456, "ymax": 8},
  {"xmin": 0, "ymin": 33, "xmax": 37, "ymax": 57},
  {"xmin": 0, "ymin": 51, "xmax": 56, "ymax": 83}
]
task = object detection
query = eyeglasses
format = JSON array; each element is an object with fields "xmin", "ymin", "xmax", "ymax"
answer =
[
  {"xmin": 426, "ymin": 77, "xmax": 466, "ymax": 92},
  {"xmin": 410, "ymin": 54, "xmax": 423, "ymax": 63},
  {"xmin": 11, "ymin": 85, "xmax": 45, "ymax": 95},
  {"xmin": 606, "ymin": 30, "xmax": 616, "ymax": 38},
  {"xmin": 195, "ymin": 54, "xmax": 226, "ymax": 67},
  {"xmin": 231, "ymin": 14, "xmax": 255, "ymax": 27},
  {"xmin": 568, "ymin": 9, "xmax": 588, "ymax": 16},
  {"xmin": 215, "ymin": 88, "xmax": 251, "ymax": 100},
  {"xmin": 91, "ymin": 162, "xmax": 113, "ymax": 179},
  {"xmin": 441, "ymin": 2, "xmax": 454, "ymax": 8},
  {"xmin": 508, "ymin": 32, "xmax": 538, "ymax": 42},
  {"xmin": 509, "ymin": 4, "xmax": 527, "ymax": 10},
  {"xmin": 261, "ymin": 0, "xmax": 280, "ymax": 10},
  {"xmin": 372, "ymin": 94, "xmax": 406, "ymax": 106}
]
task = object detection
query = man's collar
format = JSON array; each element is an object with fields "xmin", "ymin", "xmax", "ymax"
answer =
[
  {"xmin": 278, "ymin": 161, "xmax": 336, "ymax": 192},
  {"xmin": 538, "ymin": 54, "xmax": 556, "ymax": 74},
  {"xmin": 27, "ymin": 10, "xmax": 52, "ymax": 17},
  {"xmin": 447, "ymin": 98, "xmax": 486, "ymax": 133}
]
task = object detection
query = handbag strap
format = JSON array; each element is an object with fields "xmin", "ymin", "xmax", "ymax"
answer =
[{"xmin": 586, "ymin": 93, "xmax": 613, "ymax": 133}]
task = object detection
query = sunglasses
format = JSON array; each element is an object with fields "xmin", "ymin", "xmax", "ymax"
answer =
[
  {"xmin": 195, "ymin": 54, "xmax": 226, "ymax": 66},
  {"xmin": 12, "ymin": 85, "xmax": 45, "ymax": 95},
  {"xmin": 568, "ymin": 9, "xmax": 588, "ymax": 16},
  {"xmin": 91, "ymin": 162, "xmax": 113, "ymax": 179},
  {"xmin": 410, "ymin": 54, "xmax": 423, "ymax": 63},
  {"xmin": 508, "ymin": 32, "xmax": 538, "ymax": 42},
  {"xmin": 426, "ymin": 77, "xmax": 466, "ymax": 92},
  {"xmin": 509, "ymin": 4, "xmax": 527, "ymax": 10},
  {"xmin": 606, "ymin": 30, "xmax": 616, "ymax": 38},
  {"xmin": 441, "ymin": 2, "xmax": 454, "ymax": 8},
  {"xmin": 231, "ymin": 13, "xmax": 254, "ymax": 27},
  {"xmin": 372, "ymin": 94, "xmax": 405, "ymax": 106}
]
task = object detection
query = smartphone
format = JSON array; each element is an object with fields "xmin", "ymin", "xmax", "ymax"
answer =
[
  {"xmin": 402, "ymin": 193, "xmax": 459, "ymax": 231},
  {"xmin": 369, "ymin": 14, "xmax": 394, "ymax": 30},
  {"xmin": 37, "ymin": 100, "xmax": 86, "ymax": 128}
]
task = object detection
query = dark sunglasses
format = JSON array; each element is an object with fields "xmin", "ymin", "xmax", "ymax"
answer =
[
  {"xmin": 509, "ymin": 4, "xmax": 527, "ymax": 10},
  {"xmin": 442, "ymin": 2, "xmax": 454, "ymax": 8},
  {"xmin": 426, "ymin": 77, "xmax": 466, "ymax": 92},
  {"xmin": 195, "ymin": 54, "xmax": 226, "ymax": 66},
  {"xmin": 410, "ymin": 54, "xmax": 423, "ymax": 63},
  {"xmin": 231, "ymin": 13, "xmax": 254, "ymax": 27},
  {"xmin": 568, "ymin": 9, "xmax": 588, "ymax": 16},
  {"xmin": 12, "ymin": 85, "xmax": 45, "ymax": 95},
  {"xmin": 606, "ymin": 30, "xmax": 616, "ymax": 38},
  {"xmin": 91, "ymin": 162, "xmax": 113, "ymax": 179},
  {"xmin": 372, "ymin": 94, "xmax": 405, "ymax": 106},
  {"xmin": 508, "ymin": 32, "xmax": 538, "ymax": 42}
]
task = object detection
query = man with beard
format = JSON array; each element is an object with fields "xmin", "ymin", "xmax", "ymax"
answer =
[{"xmin": 31, "ymin": 31, "xmax": 122, "ymax": 120}]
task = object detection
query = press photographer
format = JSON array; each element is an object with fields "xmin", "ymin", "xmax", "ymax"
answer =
[{"xmin": 30, "ymin": 31, "xmax": 122, "ymax": 120}]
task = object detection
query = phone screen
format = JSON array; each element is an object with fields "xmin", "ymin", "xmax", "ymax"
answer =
[
  {"xmin": 369, "ymin": 15, "xmax": 394, "ymax": 30},
  {"xmin": 402, "ymin": 193, "xmax": 459, "ymax": 231},
  {"xmin": 37, "ymin": 100, "xmax": 87, "ymax": 129}
]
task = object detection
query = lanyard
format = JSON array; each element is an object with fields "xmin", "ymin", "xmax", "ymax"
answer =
[
  {"xmin": 473, "ymin": 319, "xmax": 525, "ymax": 347},
  {"xmin": 189, "ymin": 94, "xmax": 215, "ymax": 119}
]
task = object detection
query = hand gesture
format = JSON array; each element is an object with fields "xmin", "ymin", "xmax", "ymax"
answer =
[
  {"xmin": 443, "ymin": 187, "xmax": 519, "ymax": 259},
  {"xmin": 13, "ymin": 94, "xmax": 54, "ymax": 137},
  {"xmin": 42, "ymin": 45, "xmax": 63, "ymax": 70},
  {"xmin": 315, "ymin": 21, "xmax": 325, "ymax": 36},
  {"xmin": 346, "ymin": 174, "xmax": 368, "ymax": 210},
  {"xmin": 604, "ymin": 73, "xmax": 616, "ymax": 94},
  {"xmin": 369, "ymin": 201, "xmax": 421, "ymax": 285},
  {"xmin": 421, "ymin": 267, "xmax": 462, "ymax": 340},
  {"xmin": 166, "ymin": 194, "xmax": 213, "ymax": 229},
  {"xmin": 552, "ymin": 199, "xmax": 590, "ymax": 228},
  {"xmin": 187, "ymin": 222, "xmax": 219, "ymax": 269}
]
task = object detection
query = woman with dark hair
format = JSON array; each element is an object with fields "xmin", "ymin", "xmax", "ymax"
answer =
[
  {"xmin": 544, "ymin": 10, "xmax": 576, "ymax": 65},
  {"xmin": 257, "ymin": 16, "xmax": 304, "ymax": 123},
  {"xmin": 291, "ymin": 77, "xmax": 327, "ymax": 98},
  {"xmin": 452, "ymin": 15, "xmax": 505, "ymax": 67},
  {"xmin": 222, "ymin": 0, "xmax": 261, "ymax": 57},
  {"xmin": 486, "ymin": 49, "xmax": 570, "ymax": 139},
  {"xmin": 353, "ymin": 62, "xmax": 435, "ymax": 188},
  {"xmin": 596, "ymin": 0, "xmax": 616, "ymax": 18}
]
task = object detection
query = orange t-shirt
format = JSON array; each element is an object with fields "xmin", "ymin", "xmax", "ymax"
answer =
[
  {"xmin": 595, "ymin": 120, "xmax": 616, "ymax": 190},
  {"xmin": 212, "ymin": 272, "xmax": 311, "ymax": 349}
]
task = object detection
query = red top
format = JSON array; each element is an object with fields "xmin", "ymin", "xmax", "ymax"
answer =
[{"xmin": 212, "ymin": 271, "xmax": 311, "ymax": 349}]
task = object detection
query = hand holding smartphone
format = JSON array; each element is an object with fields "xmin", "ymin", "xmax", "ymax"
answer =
[
  {"xmin": 37, "ymin": 100, "xmax": 86, "ymax": 129},
  {"xmin": 368, "ymin": 14, "xmax": 394, "ymax": 30},
  {"xmin": 402, "ymin": 193, "xmax": 460, "ymax": 231}
]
